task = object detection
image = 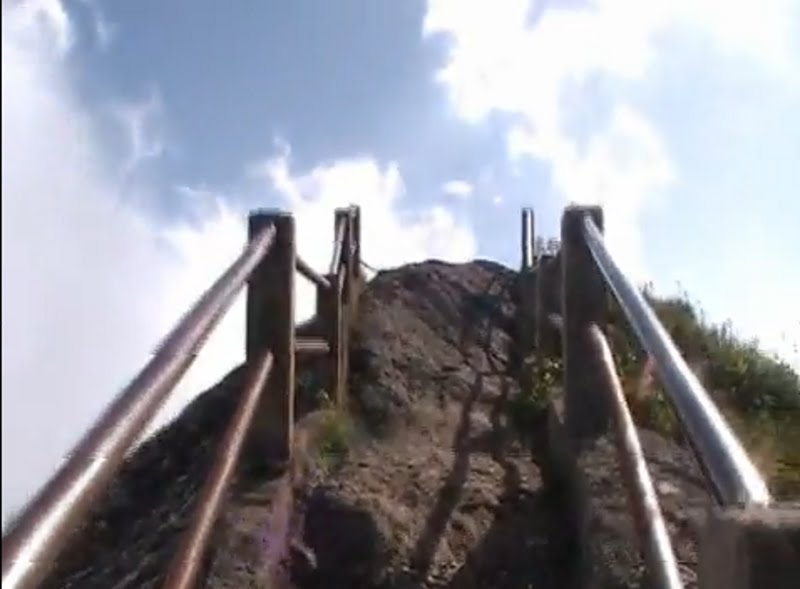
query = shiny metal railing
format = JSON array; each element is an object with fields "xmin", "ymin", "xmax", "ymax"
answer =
[
  {"xmin": 520, "ymin": 206, "xmax": 783, "ymax": 589},
  {"xmin": 521, "ymin": 207, "xmax": 534, "ymax": 270},
  {"xmin": 581, "ymin": 214, "xmax": 771, "ymax": 507}
]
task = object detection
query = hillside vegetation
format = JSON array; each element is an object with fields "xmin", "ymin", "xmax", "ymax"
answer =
[
  {"xmin": 606, "ymin": 291, "xmax": 800, "ymax": 498},
  {"xmin": 528, "ymin": 237, "xmax": 799, "ymax": 498}
]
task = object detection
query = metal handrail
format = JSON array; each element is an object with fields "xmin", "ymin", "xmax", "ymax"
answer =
[
  {"xmin": 1, "ymin": 224, "xmax": 277, "ymax": 589},
  {"xmin": 590, "ymin": 325, "xmax": 684, "ymax": 589},
  {"xmin": 161, "ymin": 350, "xmax": 274, "ymax": 589},
  {"xmin": 521, "ymin": 207, "xmax": 534, "ymax": 270},
  {"xmin": 295, "ymin": 337, "xmax": 331, "ymax": 355},
  {"xmin": 581, "ymin": 214, "xmax": 770, "ymax": 506},
  {"xmin": 296, "ymin": 256, "xmax": 331, "ymax": 290},
  {"xmin": 329, "ymin": 215, "xmax": 346, "ymax": 274}
]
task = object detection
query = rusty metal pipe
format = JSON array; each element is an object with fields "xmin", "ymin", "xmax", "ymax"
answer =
[
  {"xmin": 1, "ymin": 225, "xmax": 277, "ymax": 589},
  {"xmin": 161, "ymin": 350, "xmax": 274, "ymax": 589},
  {"xmin": 589, "ymin": 325, "xmax": 684, "ymax": 589},
  {"xmin": 296, "ymin": 257, "xmax": 330, "ymax": 290},
  {"xmin": 295, "ymin": 337, "xmax": 330, "ymax": 355}
]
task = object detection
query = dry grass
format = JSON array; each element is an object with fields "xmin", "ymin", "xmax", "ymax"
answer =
[{"xmin": 620, "ymin": 352, "xmax": 800, "ymax": 500}]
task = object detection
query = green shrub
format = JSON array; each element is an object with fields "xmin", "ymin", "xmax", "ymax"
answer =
[
  {"xmin": 610, "ymin": 290, "xmax": 799, "ymax": 497},
  {"xmin": 531, "ymin": 242, "xmax": 799, "ymax": 495},
  {"xmin": 316, "ymin": 410, "xmax": 352, "ymax": 471},
  {"xmin": 509, "ymin": 356, "xmax": 562, "ymax": 432}
]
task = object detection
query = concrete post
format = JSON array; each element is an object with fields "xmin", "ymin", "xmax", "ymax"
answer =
[
  {"xmin": 698, "ymin": 505, "xmax": 800, "ymax": 589},
  {"xmin": 246, "ymin": 211, "xmax": 295, "ymax": 466},
  {"xmin": 561, "ymin": 205, "xmax": 609, "ymax": 440}
]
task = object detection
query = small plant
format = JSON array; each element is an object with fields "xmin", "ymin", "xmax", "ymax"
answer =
[
  {"xmin": 533, "ymin": 356, "xmax": 562, "ymax": 404},
  {"xmin": 618, "ymin": 355, "xmax": 681, "ymax": 440},
  {"xmin": 634, "ymin": 387, "xmax": 681, "ymax": 440},
  {"xmin": 316, "ymin": 410, "xmax": 352, "ymax": 472},
  {"xmin": 510, "ymin": 356, "xmax": 562, "ymax": 432}
]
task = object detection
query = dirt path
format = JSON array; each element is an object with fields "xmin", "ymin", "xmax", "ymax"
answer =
[
  {"xmin": 290, "ymin": 394, "xmax": 556, "ymax": 588},
  {"xmin": 282, "ymin": 261, "xmax": 565, "ymax": 588}
]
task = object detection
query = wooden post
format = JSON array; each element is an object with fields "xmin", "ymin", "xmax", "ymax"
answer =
[
  {"xmin": 317, "ymin": 274, "xmax": 343, "ymax": 407},
  {"xmin": 324, "ymin": 207, "xmax": 351, "ymax": 407},
  {"xmin": 337, "ymin": 269, "xmax": 349, "ymax": 407},
  {"xmin": 246, "ymin": 211, "xmax": 295, "ymax": 466},
  {"xmin": 350, "ymin": 205, "xmax": 362, "ymax": 295},
  {"xmin": 515, "ymin": 268, "xmax": 536, "ymax": 394},
  {"xmin": 561, "ymin": 205, "xmax": 609, "ymax": 440},
  {"xmin": 339, "ymin": 208, "xmax": 357, "ymax": 404},
  {"xmin": 342, "ymin": 208, "xmax": 355, "ymax": 309},
  {"xmin": 535, "ymin": 253, "xmax": 561, "ymax": 359},
  {"xmin": 334, "ymin": 208, "xmax": 350, "ymax": 291}
]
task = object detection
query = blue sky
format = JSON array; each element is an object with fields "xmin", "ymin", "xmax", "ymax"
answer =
[{"xmin": 2, "ymin": 0, "xmax": 799, "ymax": 523}]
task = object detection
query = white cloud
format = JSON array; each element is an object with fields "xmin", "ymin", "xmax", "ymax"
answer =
[
  {"xmin": 442, "ymin": 179, "xmax": 475, "ymax": 199},
  {"xmin": 423, "ymin": 0, "xmax": 798, "ymax": 279},
  {"xmin": 424, "ymin": 0, "xmax": 799, "ymax": 366},
  {"xmin": 113, "ymin": 87, "xmax": 166, "ymax": 177},
  {"xmin": 251, "ymin": 151, "xmax": 478, "ymax": 318},
  {"xmin": 6, "ymin": 0, "xmax": 72, "ymax": 55},
  {"xmin": 75, "ymin": 0, "xmax": 115, "ymax": 50},
  {"xmin": 92, "ymin": 9, "xmax": 115, "ymax": 50},
  {"xmin": 1, "ymin": 3, "xmax": 247, "ymax": 525},
  {"xmin": 422, "ymin": 0, "xmax": 679, "ymax": 279},
  {"xmin": 510, "ymin": 103, "xmax": 673, "ymax": 276},
  {"xmin": 1, "ymin": 1, "xmax": 478, "ymax": 528}
]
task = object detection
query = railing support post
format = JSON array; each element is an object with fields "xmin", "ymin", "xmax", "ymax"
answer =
[
  {"xmin": 326, "ymin": 208, "xmax": 353, "ymax": 407},
  {"xmin": 561, "ymin": 205, "xmax": 609, "ymax": 439},
  {"xmin": 334, "ymin": 208, "xmax": 350, "ymax": 295},
  {"xmin": 535, "ymin": 253, "xmax": 561, "ymax": 360},
  {"xmin": 514, "ymin": 270, "xmax": 536, "ymax": 390},
  {"xmin": 350, "ymin": 205, "xmax": 362, "ymax": 300},
  {"xmin": 514, "ymin": 208, "xmax": 537, "ymax": 391},
  {"xmin": 337, "ymin": 272, "xmax": 349, "ymax": 408},
  {"xmin": 698, "ymin": 505, "xmax": 800, "ymax": 589},
  {"xmin": 246, "ymin": 211, "xmax": 295, "ymax": 466},
  {"xmin": 317, "ymin": 275, "xmax": 344, "ymax": 407},
  {"xmin": 521, "ymin": 207, "xmax": 534, "ymax": 270}
]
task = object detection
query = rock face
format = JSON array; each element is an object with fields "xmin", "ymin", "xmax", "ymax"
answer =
[
  {"xmin": 39, "ymin": 364, "xmax": 253, "ymax": 589},
  {"xmin": 292, "ymin": 260, "xmax": 562, "ymax": 589},
  {"xmin": 39, "ymin": 259, "xmax": 711, "ymax": 589}
]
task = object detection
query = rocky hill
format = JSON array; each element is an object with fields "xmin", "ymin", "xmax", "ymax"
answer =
[{"xmin": 41, "ymin": 260, "xmax": 711, "ymax": 589}]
